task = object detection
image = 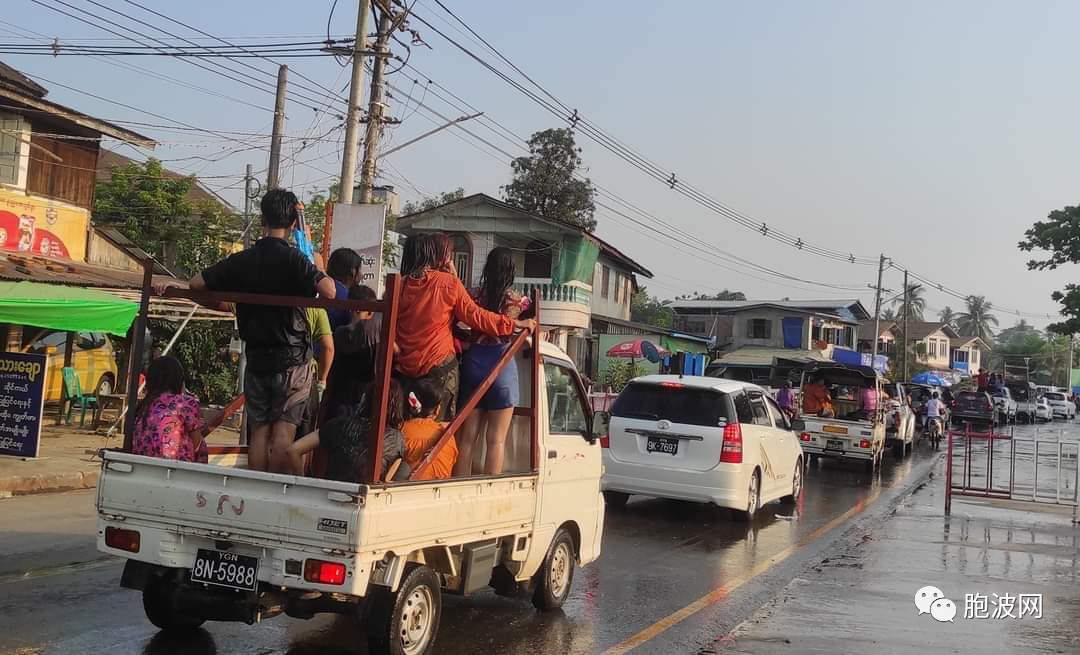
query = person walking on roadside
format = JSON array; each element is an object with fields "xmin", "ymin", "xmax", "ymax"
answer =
[
  {"xmin": 165, "ymin": 188, "xmax": 337, "ymax": 473},
  {"xmin": 976, "ymin": 368, "xmax": 989, "ymax": 392}
]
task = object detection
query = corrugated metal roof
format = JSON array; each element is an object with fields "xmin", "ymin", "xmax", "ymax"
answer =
[
  {"xmin": 670, "ymin": 299, "xmax": 871, "ymax": 321},
  {"xmin": 717, "ymin": 346, "xmax": 833, "ymax": 367}
]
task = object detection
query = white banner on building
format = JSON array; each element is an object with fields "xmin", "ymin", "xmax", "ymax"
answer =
[{"xmin": 331, "ymin": 202, "xmax": 386, "ymax": 293}]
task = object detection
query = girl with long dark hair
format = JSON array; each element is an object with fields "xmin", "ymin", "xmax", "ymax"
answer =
[
  {"xmin": 131, "ymin": 356, "xmax": 211, "ymax": 463},
  {"xmin": 454, "ymin": 247, "xmax": 532, "ymax": 476},
  {"xmin": 394, "ymin": 233, "xmax": 535, "ymax": 422}
]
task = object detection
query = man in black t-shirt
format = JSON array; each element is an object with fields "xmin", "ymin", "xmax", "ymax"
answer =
[{"xmin": 182, "ymin": 189, "xmax": 336, "ymax": 472}]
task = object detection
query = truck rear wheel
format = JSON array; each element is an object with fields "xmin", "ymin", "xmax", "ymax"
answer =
[
  {"xmin": 533, "ymin": 529, "xmax": 575, "ymax": 610},
  {"xmin": 142, "ymin": 580, "xmax": 204, "ymax": 631},
  {"xmin": 368, "ymin": 565, "xmax": 442, "ymax": 655}
]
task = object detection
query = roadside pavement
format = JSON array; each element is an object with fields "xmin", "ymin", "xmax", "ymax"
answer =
[
  {"xmin": 0, "ymin": 424, "xmax": 239, "ymax": 497},
  {"xmin": 724, "ymin": 451, "xmax": 1080, "ymax": 654}
]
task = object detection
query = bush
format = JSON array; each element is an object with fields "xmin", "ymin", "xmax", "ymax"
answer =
[{"xmin": 601, "ymin": 360, "xmax": 646, "ymax": 393}]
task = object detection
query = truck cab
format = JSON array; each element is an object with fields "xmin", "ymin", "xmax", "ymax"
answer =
[{"xmin": 95, "ymin": 277, "xmax": 604, "ymax": 655}]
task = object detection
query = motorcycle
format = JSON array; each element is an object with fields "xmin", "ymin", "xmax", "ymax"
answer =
[{"xmin": 926, "ymin": 416, "xmax": 943, "ymax": 450}]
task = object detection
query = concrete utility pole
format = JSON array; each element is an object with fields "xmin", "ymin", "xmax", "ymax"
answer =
[
  {"xmin": 338, "ymin": 0, "xmax": 371, "ymax": 204},
  {"xmin": 358, "ymin": 9, "xmax": 393, "ymax": 204},
  {"xmin": 267, "ymin": 65, "xmax": 288, "ymax": 188},
  {"xmin": 238, "ymin": 163, "xmax": 255, "ymax": 444},
  {"xmin": 902, "ymin": 270, "xmax": 910, "ymax": 381},
  {"xmin": 871, "ymin": 254, "xmax": 886, "ymax": 360},
  {"xmin": 1068, "ymin": 334, "xmax": 1075, "ymax": 389}
]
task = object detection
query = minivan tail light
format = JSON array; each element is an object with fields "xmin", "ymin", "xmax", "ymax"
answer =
[
  {"xmin": 303, "ymin": 559, "xmax": 346, "ymax": 585},
  {"xmin": 105, "ymin": 526, "xmax": 140, "ymax": 553},
  {"xmin": 600, "ymin": 435, "xmax": 610, "ymax": 448},
  {"xmin": 720, "ymin": 423, "xmax": 743, "ymax": 463}
]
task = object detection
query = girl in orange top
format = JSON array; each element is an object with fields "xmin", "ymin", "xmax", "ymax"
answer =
[
  {"xmin": 394, "ymin": 233, "xmax": 535, "ymax": 420},
  {"xmin": 401, "ymin": 379, "xmax": 457, "ymax": 480}
]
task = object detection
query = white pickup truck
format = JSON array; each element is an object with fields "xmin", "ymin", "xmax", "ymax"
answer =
[
  {"xmin": 793, "ymin": 362, "xmax": 887, "ymax": 473},
  {"xmin": 95, "ymin": 281, "xmax": 603, "ymax": 655}
]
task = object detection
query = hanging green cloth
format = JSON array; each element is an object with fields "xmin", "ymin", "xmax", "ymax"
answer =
[
  {"xmin": 0, "ymin": 281, "xmax": 139, "ymax": 336},
  {"xmin": 551, "ymin": 236, "xmax": 599, "ymax": 285}
]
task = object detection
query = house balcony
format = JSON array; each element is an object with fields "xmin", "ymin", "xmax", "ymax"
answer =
[{"xmin": 513, "ymin": 280, "xmax": 592, "ymax": 331}]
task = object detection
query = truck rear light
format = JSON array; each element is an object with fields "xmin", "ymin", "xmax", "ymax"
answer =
[
  {"xmin": 799, "ymin": 432, "xmax": 811, "ymax": 442},
  {"xmin": 304, "ymin": 559, "xmax": 346, "ymax": 585},
  {"xmin": 859, "ymin": 439, "xmax": 871, "ymax": 449},
  {"xmin": 720, "ymin": 423, "xmax": 743, "ymax": 463},
  {"xmin": 105, "ymin": 526, "xmax": 140, "ymax": 553}
]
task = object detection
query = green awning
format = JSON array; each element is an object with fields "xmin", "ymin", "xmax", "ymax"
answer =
[{"xmin": 0, "ymin": 281, "xmax": 139, "ymax": 336}]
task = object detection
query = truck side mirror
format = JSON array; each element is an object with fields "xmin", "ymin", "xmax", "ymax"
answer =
[{"xmin": 592, "ymin": 411, "xmax": 610, "ymax": 441}]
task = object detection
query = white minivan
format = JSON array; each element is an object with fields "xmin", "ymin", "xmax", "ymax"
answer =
[{"xmin": 599, "ymin": 376, "xmax": 804, "ymax": 520}]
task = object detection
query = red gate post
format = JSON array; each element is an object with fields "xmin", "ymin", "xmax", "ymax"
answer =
[{"xmin": 945, "ymin": 424, "xmax": 953, "ymax": 515}]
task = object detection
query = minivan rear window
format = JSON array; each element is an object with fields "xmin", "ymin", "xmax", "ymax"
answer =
[{"xmin": 611, "ymin": 383, "xmax": 731, "ymax": 427}]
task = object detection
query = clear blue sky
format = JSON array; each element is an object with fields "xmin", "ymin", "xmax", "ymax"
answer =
[{"xmin": 7, "ymin": 0, "xmax": 1080, "ymax": 329}]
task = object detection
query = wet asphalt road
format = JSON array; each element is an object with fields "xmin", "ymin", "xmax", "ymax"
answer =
[{"xmin": 0, "ymin": 430, "xmax": 989, "ymax": 655}]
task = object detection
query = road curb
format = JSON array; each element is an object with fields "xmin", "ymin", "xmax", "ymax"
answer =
[{"xmin": 0, "ymin": 468, "xmax": 100, "ymax": 498}]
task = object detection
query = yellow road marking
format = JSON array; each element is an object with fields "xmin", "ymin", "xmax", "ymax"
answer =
[{"xmin": 602, "ymin": 489, "xmax": 881, "ymax": 655}]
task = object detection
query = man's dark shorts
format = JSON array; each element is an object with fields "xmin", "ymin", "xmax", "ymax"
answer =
[{"xmin": 245, "ymin": 363, "xmax": 312, "ymax": 426}]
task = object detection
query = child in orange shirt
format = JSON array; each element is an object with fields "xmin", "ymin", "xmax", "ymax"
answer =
[{"xmin": 402, "ymin": 379, "xmax": 458, "ymax": 480}]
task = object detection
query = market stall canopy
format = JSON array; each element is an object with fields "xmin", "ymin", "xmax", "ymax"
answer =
[
  {"xmin": 0, "ymin": 280, "xmax": 138, "ymax": 336},
  {"xmin": 607, "ymin": 338, "xmax": 667, "ymax": 363}
]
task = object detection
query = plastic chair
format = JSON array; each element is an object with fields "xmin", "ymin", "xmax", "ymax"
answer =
[{"xmin": 61, "ymin": 367, "xmax": 98, "ymax": 428}]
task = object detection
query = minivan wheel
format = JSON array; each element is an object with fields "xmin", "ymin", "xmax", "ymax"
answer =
[
  {"xmin": 603, "ymin": 491, "xmax": 629, "ymax": 509},
  {"xmin": 735, "ymin": 470, "xmax": 760, "ymax": 522},
  {"xmin": 782, "ymin": 459, "xmax": 802, "ymax": 504}
]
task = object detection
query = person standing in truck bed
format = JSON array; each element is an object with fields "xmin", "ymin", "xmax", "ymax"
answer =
[{"xmin": 170, "ymin": 188, "xmax": 337, "ymax": 473}]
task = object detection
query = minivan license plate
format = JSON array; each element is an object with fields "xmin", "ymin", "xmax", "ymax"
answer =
[
  {"xmin": 646, "ymin": 436, "xmax": 679, "ymax": 455},
  {"xmin": 191, "ymin": 549, "xmax": 258, "ymax": 591}
]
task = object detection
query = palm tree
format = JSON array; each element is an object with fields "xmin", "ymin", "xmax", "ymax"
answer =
[
  {"xmin": 956, "ymin": 295, "xmax": 999, "ymax": 341},
  {"xmin": 881, "ymin": 307, "xmax": 896, "ymax": 321},
  {"xmin": 891, "ymin": 283, "xmax": 926, "ymax": 322},
  {"xmin": 938, "ymin": 305, "xmax": 957, "ymax": 327}
]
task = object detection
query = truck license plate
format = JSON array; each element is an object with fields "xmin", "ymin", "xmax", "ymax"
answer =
[
  {"xmin": 823, "ymin": 425, "xmax": 848, "ymax": 435},
  {"xmin": 646, "ymin": 436, "xmax": 679, "ymax": 455},
  {"xmin": 190, "ymin": 548, "xmax": 259, "ymax": 591},
  {"xmin": 825, "ymin": 439, "xmax": 845, "ymax": 451}
]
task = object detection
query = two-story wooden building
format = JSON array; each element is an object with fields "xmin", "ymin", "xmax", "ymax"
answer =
[{"xmin": 396, "ymin": 193, "xmax": 653, "ymax": 376}]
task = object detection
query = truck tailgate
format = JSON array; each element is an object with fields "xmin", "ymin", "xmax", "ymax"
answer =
[{"xmin": 97, "ymin": 451, "xmax": 361, "ymax": 550}]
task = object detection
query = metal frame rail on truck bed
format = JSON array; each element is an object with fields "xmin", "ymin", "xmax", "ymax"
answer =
[{"xmin": 97, "ymin": 264, "xmax": 605, "ymax": 655}]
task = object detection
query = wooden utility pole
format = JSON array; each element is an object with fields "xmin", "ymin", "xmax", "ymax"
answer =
[
  {"xmin": 358, "ymin": 9, "xmax": 393, "ymax": 204},
  {"xmin": 338, "ymin": 0, "xmax": 371, "ymax": 204},
  {"xmin": 267, "ymin": 65, "xmax": 288, "ymax": 188},
  {"xmin": 871, "ymin": 254, "xmax": 886, "ymax": 360}
]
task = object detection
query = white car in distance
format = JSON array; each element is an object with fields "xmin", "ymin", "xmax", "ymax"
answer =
[
  {"xmin": 1043, "ymin": 391, "xmax": 1076, "ymax": 419},
  {"xmin": 599, "ymin": 376, "xmax": 805, "ymax": 520}
]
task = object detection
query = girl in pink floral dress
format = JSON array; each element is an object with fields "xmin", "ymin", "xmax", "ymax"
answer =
[{"xmin": 132, "ymin": 356, "xmax": 208, "ymax": 463}]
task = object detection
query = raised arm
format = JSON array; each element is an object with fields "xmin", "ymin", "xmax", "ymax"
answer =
[{"xmin": 449, "ymin": 280, "xmax": 529, "ymax": 337}]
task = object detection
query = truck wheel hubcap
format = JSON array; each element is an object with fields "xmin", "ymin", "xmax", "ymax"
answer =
[
  {"xmin": 550, "ymin": 542, "xmax": 571, "ymax": 598},
  {"xmin": 400, "ymin": 585, "xmax": 434, "ymax": 654}
]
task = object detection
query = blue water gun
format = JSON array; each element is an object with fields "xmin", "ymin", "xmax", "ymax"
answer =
[{"xmin": 293, "ymin": 202, "xmax": 315, "ymax": 263}]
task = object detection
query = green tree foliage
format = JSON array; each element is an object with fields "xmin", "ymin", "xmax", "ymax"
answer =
[
  {"xmin": 1019, "ymin": 204, "xmax": 1080, "ymax": 334},
  {"xmin": 630, "ymin": 286, "xmax": 673, "ymax": 328},
  {"xmin": 938, "ymin": 305, "xmax": 957, "ymax": 327},
  {"xmin": 891, "ymin": 283, "xmax": 926, "ymax": 322},
  {"xmin": 601, "ymin": 360, "xmax": 645, "ymax": 393},
  {"xmin": 94, "ymin": 158, "xmax": 242, "ymax": 405},
  {"xmin": 502, "ymin": 128, "xmax": 596, "ymax": 231},
  {"xmin": 675, "ymin": 289, "xmax": 747, "ymax": 301},
  {"xmin": 956, "ymin": 295, "xmax": 998, "ymax": 342},
  {"xmin": 881, "ymin": 307, "xmax": 896, "ymax": 321},
  {"xmin": 400, "ymin": 187, "xmax": 465, "ymax": 215}
]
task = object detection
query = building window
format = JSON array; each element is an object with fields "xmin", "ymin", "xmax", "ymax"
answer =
[
  {"xmin": 523, "ymin": 240, "xmax": 552, "ymax": 278},
  {"xmin": 625, "ymin": 277, "xmax": 632, "ymax": 305},
  {"xmin": 601, "ymin": 265, "xmax": 610, "ymax": 298},
  {"xmin": 746, "ymin": 318, "xmax": 772, "ymax": 340},
  {"xmin": 613, "ymin": 272, "xmax": 621, "ymax": 303},
  {"xmin": 0, "ymin": 113, "xmax": 24, "ymax": 186},
  {"xmin": 451, "ymin": 234, "xmax": 471, "ymax": 285},
  {"xmin": 929, "ymin": 340, "xmax": 938, "ymax": 358}
]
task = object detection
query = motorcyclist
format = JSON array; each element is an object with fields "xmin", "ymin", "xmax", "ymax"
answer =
[{"xmin": 925, "ymin": 391, "xmax": 946, "ymax": 438}]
